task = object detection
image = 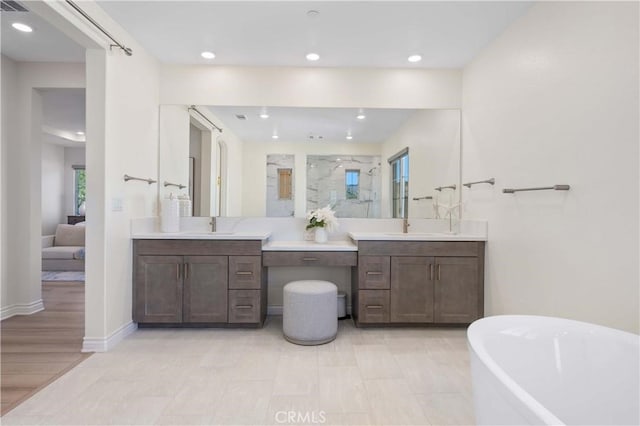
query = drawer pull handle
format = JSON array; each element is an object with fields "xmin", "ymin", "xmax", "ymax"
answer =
[
  {"xmin": 429, "ymin": 264, "xmax": 434, "ymax": 281},
  {"xmin": 366, "ymin": 305, "xmax": 383, "ymax": 309},
  {"xmin": 236, "ymin": 271, "xmax": 253, "ymax": 275},
  {"xmin": 367, "ymin": 271, "xmax": 383, "ymax": 275},
  {"xmin": 437, "ymin": 264, "xmax": 441, "ymax": 281},
  {"xmin": 184, "ymin": 263, "xmax": 189, "ymax": 280},
  {"xmin": 236, "ymin": 305, "xmax": 253, "ymax": 309},
  {"xmin": 302, "ymin": 257, "xmax": 318, "ymax": 261}
]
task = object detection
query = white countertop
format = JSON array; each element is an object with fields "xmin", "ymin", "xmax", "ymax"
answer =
[
  {"xmin": 131, "ymin": 231, "xmax": 271, "ymax": 240},
  {"xmin": 349, "ymin": 232, "xmax": 487, "ymax": 242},
  {"xmin": 262, "ymin": 240, "xmax": 357, "ymax": 251}
]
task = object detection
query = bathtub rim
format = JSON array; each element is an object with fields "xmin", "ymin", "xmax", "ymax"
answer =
[{"xmin": 467, "ymin": 314, "xmax": 639, "ymax": 426}]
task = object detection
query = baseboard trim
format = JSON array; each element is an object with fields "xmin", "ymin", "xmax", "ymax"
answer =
[
  {"xmin": 82, "ymin": 321, "xmax": 137, "ymax": 353},
  {"xmin": 0, "ymin": 299, "xmax": 44, "ymax": 320}
]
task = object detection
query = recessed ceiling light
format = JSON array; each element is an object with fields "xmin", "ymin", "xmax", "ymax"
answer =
[
  {"xmin": 259, "ymin": 113, "xmax": 269, "ymax": 119},
  {"xmin": 408, "ymin": 54, "xmax": 422, "ymax": 63},
  {"xmin": 356, "ymin": 113, "xmax": 366, "ymax": 120},
  {"xmin": 272, "ymin": 134, "xmax": 279, "ymax": 139},
  {"xmin": 12, "ymin": 22, "xmax": 33, "ymax": 33},
  {"xmin": 201, "ymin": 51, "xmax": 215, "ymax": 59},
  {"xmin": 306, "ymin": 53, "xmax": 320, "ymax": 61},
  {"xmin": 76, "ymin": 131, "xmax": 85, "ymax": 135}
]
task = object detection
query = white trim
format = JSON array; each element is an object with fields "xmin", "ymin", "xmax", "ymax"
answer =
[
  {"xmin": 0, "ymin": 300, "xmax": 44, "ymax": 320},
  {"xmin": 82, "ymin": 321, "xmax": 137, "ymax": 352}
]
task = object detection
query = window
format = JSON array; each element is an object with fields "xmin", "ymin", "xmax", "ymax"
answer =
[
  {"xmin": 73, "ymin": 165, "xmax": 86, "ymax": 215},
  {"xmin": 389, "ymin": 148, "xmax": 409, "ymax": 218},
  {"xmin": 278, "ymin": 168, "xmax": 292, "ymax": 200},
  {"xmin": 345, "ymin": 169, "xmax": 360, "ymax": 199}
]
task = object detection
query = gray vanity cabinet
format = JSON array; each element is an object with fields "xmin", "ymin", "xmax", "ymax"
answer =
[
  {"xmin": 183, "ymin": 256, "xmax": 228, "ymax": 323},
  {"xmin": 135, "ymin": 255, "xmax": 183, "ymax": 323},
  {"xmin": 133, "ymin": 240, "xmax": 266, "ymax": 327},
  {"xmin": 390, "ymin": 256, "xmax": 435, "ymax": 323},
  {"xmin": 353, "ymin": 241, "xmax": 485, "ymax": 326}
]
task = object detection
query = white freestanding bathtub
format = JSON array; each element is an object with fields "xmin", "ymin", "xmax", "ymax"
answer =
[{"xmin": 467, "ymin": 315, "xmax": 639, "ymax": 425}]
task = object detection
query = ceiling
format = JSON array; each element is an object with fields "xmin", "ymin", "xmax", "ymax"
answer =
[
  {"xmin": 1, "ymin": 6, "xmax": 85, "ymax": 62},
  {"xmin": 207, "ymin": 106, "xmax": 417, "ymax": 144},
  {"xmin": 3, "ymin": 1, "xmax": 531, "ymax": 145},
  {"xmin": 41, "ymin": 88, "xmax": 86, "ymax": 147},
  {"xmin": 97, "ymin": 1, "xmax": 532, "ymax": 68}
]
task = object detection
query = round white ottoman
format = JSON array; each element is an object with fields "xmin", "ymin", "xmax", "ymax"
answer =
[{"xmin": 283, "ymin": 280, "xmax": 337, "ymax": 345}]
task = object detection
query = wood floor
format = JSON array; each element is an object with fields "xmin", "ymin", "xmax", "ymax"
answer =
[{"xmin": 1, "ymin": 281, "xmax": 90, "ymax": 415}]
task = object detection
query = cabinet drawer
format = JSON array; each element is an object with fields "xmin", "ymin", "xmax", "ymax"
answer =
[
  {"xmin": 358, "ymin": 256, "xmax": 390, "ymax": 289},
  {"xmin": 229, "ymin": 256, "xmax": 261, "ymax": 289},
  {"xmin": 263, "ymin": 251, "xmax": 357, "ymax": 266},
  {"xmin": 228, "ymin": 290, "xmax": 261, "ymax": 323},
  {"xmin": 358, "ymin": 290, "xmax": 390, "ymax": 323}
]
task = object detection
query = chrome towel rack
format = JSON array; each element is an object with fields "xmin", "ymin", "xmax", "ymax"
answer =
[
  {"xmin": 412, "ymin": 196, "xmax": 433, "ymax": 201},
  {"xmin": 164, "ymin": 181, "xmax": 186, "ymax": 190},
  {"xmin": 124, "ymin": 174, "xmax": 157, "ymax": 185},
  {"xmin": 435, "ymin": 184, "xmax": 457, "ymax": 192},
  {"xmin": 503, "ymin": 184, "xmax": 570, "ymax": 194},
  {"xmin": 463, "ymin": 178, "xmax": 495, "ymax": 188}
]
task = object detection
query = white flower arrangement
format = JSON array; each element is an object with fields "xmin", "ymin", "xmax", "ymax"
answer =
[{"xmin": 306, "ymin": 205, "xmax": 339, "ymax": 232}]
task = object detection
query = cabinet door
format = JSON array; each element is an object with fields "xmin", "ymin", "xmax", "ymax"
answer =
[
  {"xmin": 183, "ymin": 256, "xmax": 228, "ymax": 323},
  {"xmin": 135, "ymin": 255, "xmax": 183, "ymax": 323},
  {"xmin": 434, "ymin": 257, "xmax": 479, "ymax": 323},
  {"xmin": 228, "ymin": 256, "xmax": 261, "ymax": 289},
  {"xmin": 390, "ymin": 256, "xmax": 434, "ymax": 323},
  {"xmin": 358, "ymin": 256, "xmax": 391, "ymax": 289}
]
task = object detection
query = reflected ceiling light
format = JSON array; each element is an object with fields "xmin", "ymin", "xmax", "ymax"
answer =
[
  {"xmin": 201, "ymin": 51, "xmax": 216, "ymax": 59},
  {"xmin": 76, "ymin": 131, "xmax": 85, "ymax": 135},
  {"xmin": 259, "ymin": 112, "xmax": 269, "ymax": 119},
  {"xmin": 356, "ymin": 113, "xmax": 366, "ymax": 120},
  {"xmin": 306, "ymin": 52, "xmax": 320, "ymax": 61},
  {"xmin": 408, "ymin": 54, "xmax": 422, "ymax": 63},
  {"xmin": 272, "ymin": 134, "xmax": 279, "ymax": 139},
  {"xmin": 12, "ymin": 22, "xmax": 33, "ymax": 33},
  {"xmin": 346, "ymin": 133, "xmax": 353, "ymax": 140}
]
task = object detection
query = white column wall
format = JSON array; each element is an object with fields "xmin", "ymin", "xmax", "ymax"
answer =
[{"xmin": 461, "ymin": 2, "xmax": 639, "ymax": 333}]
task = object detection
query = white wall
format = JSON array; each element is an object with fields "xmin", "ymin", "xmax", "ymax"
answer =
[
  {"xmin": 1, "ymin": 59, "xmax": 85, "ymax": 319},
  {"xmin": 462, "ymin": 2, "xmax": 639, "ymax": 333},
  {"xmin": 381, "ymin": 109, "xmax": 461, "ymax": 219},
  {"xmin": 64, "ymin": 147, "xmax": 85, "ymax": 215},
  {"xmin": 41, "ymin": 142, "xmax": 65, "ymax": 235},
  {"xmin": 161, "ymin": 66, "xmax": 461, "ymax": 109},
  {"xmin": 1, "ymin": 55, "xmax": 18, "ymax": 315},
  {"xmin": 242, "ymin": 141, "xmax": 382, "ymax": 217}
]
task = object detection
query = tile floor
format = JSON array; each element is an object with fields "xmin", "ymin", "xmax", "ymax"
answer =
[{"xmin": 2, "ymin": 317, "xmax": 476, "ymax": 425}]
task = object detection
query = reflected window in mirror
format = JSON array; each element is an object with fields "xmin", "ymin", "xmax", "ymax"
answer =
[
  {"xmin": 345, "ymin": 169, "xmax": 360, "ymax": 200},
  {"xmin": 278, "ymin": 168, "xmax": 292, "ymax": 200},
  {"xmin": 267, "ymin": 154, "xmax": 295, "ymax": 217},
  {"xmin": 390, "ymin": 148, "xmax": 409, "ymax": 219}
]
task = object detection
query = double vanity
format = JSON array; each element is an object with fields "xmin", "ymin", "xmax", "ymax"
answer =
[{"xmin": 132, "ymin": 220, "xmax": 486, "ymax": 329}]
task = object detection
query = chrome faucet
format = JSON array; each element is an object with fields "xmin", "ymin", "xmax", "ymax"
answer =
[
  {"xmin": 210, "ymin": 217, "xmax": 216, "ymax": 232},
  {"xmin": 402, "ymin": 218, "xmax": 410, "ymax": 233}
]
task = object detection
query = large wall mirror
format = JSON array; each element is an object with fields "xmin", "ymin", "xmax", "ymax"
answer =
[{"xmin": 158, "ymin": 105, "xmax": 460, "ymax": 219}]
